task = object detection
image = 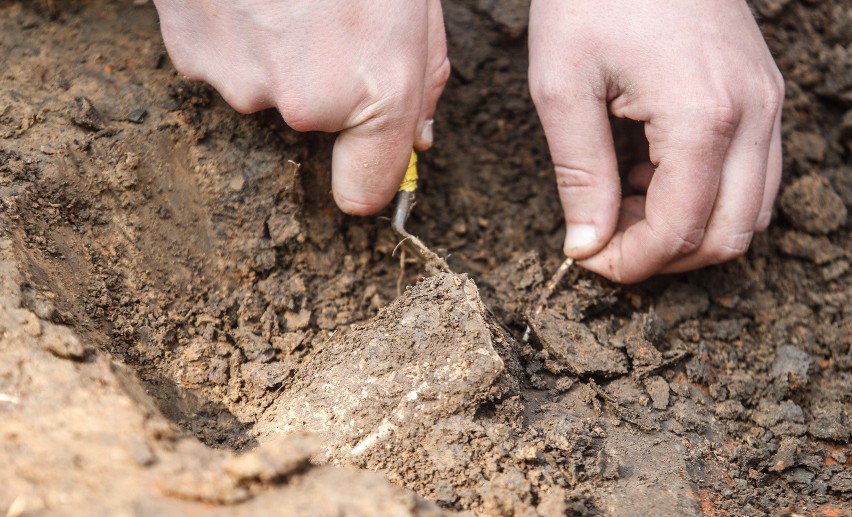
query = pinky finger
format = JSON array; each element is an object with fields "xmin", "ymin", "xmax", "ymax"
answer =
[{"xmin": 414, "ymin": 0, "xmax": 450, "ymax": 151}]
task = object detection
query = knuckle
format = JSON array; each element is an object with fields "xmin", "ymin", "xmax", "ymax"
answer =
[
  {"xmin": 218, "ymin": 85, "xmax": 264, "ymax": 114},
  {"xmin": 277, "ymin": 99, "xmax": 319, "ymax": 132},
  {"xmin": 711, "ymin": 230, "xmax": 754, "ymax": 262},
  {"xmin": 755, "ymin": 210, "xmax": 772, "ymax": 232},
  {"xmin": 430, "ymin": 57, "xmax": 451, "ymax": 92},
  {"xmin": 690, "ymin": 99, "xmax": 739, "ymax": 137},
  {"xmin": 774, "ymin": 71, "xmax": 786, "ymax": 100},
  {"xmin": 529, "ymin": 73, "xmax": 568, "ymax": 110},
  {"xmin": 554, "ymin": 165, "xmax": 598, "ymax": 191},
  {"xmin": 164, "ymin": 48, "xmax": 203, "ymax": 82},
  {"xmin": 280, "ymin": 110, "xmax": 316, "ymax": 133},
  {"xmin": 275, "ymin": 88, "xmax": 329, "ymax": 132},
  {"xmin": 167, "ymin": 56, "xmax": 197, "ymax": 81},
  {"xmin": 350, "ymin": 91, "xmax": 410, "ymax": 131},
  {"xmin": 159, "ymin": 31, "xmax": 197, "ymax": 78},
  {"xmin": 754, "ymin": 74, "xmax": 784, "ymax": 119},
  {"xmin": 652, "ymin": 223, "xmax": 706, "ymax": 256},
  {"xmin": 671, "ymin": 228, "xmax": 705, "ymax": 255}
]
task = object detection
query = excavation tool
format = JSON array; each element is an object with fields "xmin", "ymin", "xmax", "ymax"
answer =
[
  {"xmin": 391, "ymin": 151, "xmax": 574, "ymax": 338},
  {"xmin": 391, "ymin": 151, "xmax": 451, "ymax": 274}
]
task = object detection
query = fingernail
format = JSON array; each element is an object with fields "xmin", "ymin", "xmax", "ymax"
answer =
[
  {"xmin": 564, "ymin": 224, "xmax": 597, "ymax": 253},
  {"xmin": 420, "ymin": 119, "xmax": 434, "ymax": 146}
]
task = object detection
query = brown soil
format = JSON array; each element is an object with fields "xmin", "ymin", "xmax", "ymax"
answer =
[{"xmin": 1, "ymin": 1, "xmax": 849, "ymax": 515}]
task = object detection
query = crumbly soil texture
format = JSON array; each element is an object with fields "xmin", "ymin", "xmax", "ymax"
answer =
[{"xmin": 1, "ymin": 1, "xmax": 850, "ymax": 516}]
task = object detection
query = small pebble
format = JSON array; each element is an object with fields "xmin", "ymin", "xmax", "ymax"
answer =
[
  {"xmin": 770, "ymin": 345, "xmax": 812, "ymax": 387},
  {"xmin": 646, "ymin": 376, "xmax": 670, "ymax": 410},
  {"xmin": 70, "ymin": 96, "xmax": 104, "ymax": 131},
  {"xmin": 127, "ymin": 108, "xmax": 148, "ymax": 124}
]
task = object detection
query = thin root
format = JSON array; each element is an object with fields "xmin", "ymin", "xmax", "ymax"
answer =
[
  {"xmin": 397, "ymin": 248, "xmax": 407, "ymax": 296},
  {"xmin": 392, "ymin": 236, "xmax": 412, "ymax": 258},
  {"xmin": 391, "ymin": 191, "xmax": 451, "ymax": 274},
  {"xmin": 532, "ymin": 257, "xmax": 574, "ymax": 316},
  {"xmin": 523, "ymin": 257, "xmax": 575, "ymax": 343}
]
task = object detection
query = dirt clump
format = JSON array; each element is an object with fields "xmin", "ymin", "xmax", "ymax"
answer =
[{"xmin": 779, "ymin": 174, "xmax": 848, "ymax": 234}]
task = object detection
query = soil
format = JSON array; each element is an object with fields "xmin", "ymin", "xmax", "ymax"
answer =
[{"xmin": 1, "ymin": 1, "xmax": 849, "ymax": 515}]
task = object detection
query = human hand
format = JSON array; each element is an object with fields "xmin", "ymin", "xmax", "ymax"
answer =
[
  {"xmin": 529, "ymin": 0, "xmax": 784, "ymax": 283},
  {"xmin": 153, "ymin": 0, "xmax": 450, "ymax": 214}
]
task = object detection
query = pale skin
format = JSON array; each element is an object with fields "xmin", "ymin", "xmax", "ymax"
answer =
[{"xmin": 153, "ymin": 0, "xmax": 784, "ymax": 284}]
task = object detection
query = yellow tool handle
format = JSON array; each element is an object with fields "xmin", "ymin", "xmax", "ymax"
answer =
[{"xmin": 398, "ymin": 151, "xmax": 419, "ymax": 192}]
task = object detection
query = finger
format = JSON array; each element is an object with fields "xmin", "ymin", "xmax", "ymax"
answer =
[
  {"xmin": 414, "ymin": 0, "xmax": 450, "ymax": 151},
  {"xmin": 332, "ymin": 93, "xmax": 421, "ymax": 215},
  {"xmin": 579, "ymin": 106, "xmax": 736, "ymax": 282},
  {"xmin": 529, "ymin": 17, "xmax": 620, "ymax": 259},
  {"xmin": 541, "ymin": 94, "xmax": 620, "ymax": 260},
  {"xmin": 756, "ymin": 107, "xmax": 782, "ymax": 230},
  {"xmin": 328, "ymin": 4, "xmax": 428, "ymax": 216},
  {"xmin": 661, "ymin": 105, "xmax": 774, "ymax": 274}
]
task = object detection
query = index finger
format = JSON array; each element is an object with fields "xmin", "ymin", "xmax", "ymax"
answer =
[{"xmin": 579, "ymin": 105, "xmax": 736, "ymax": 282}]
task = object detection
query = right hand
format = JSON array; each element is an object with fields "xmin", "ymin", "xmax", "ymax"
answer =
[
  {"xmin": 528, "ymin": 0, "xmax": 784, "ymax": 283},
  {"xmin": 153, "ymin": 0, "xmax": 450, "ymax": 215}
]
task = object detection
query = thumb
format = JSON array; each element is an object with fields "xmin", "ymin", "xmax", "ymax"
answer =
[{"xmin": 332, "ymin": 100, "xmax": 420, "ymax": 216}]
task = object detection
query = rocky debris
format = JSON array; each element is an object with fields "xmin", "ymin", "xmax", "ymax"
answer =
[
  {"xmin": 223, "ymin": 433, "xmax": 317, "ymax": 486},
  {"xmin": 768, "ymin": 437, "xmax": 799, "ymax": 472},
  {"xmin": 824, "ymin": 166, "xmax": 852, "ymax": 207},
  {"xmin": 127, "ymin": 108, "xmax": 148, "ymax": 124},
  {"xmin": 779, "ymin": 174, "xmax": 847, "ymax": 234},
  {"xmin": 770, "ymin": 345, "xmax": 812, "ymax": 388},
  {"xmin": 777, "ymin": 230, "xmax": 846, "ymax": 264},
  {"xmin": 70, "ymin": 96, "xmax": 105, "ymax": 131},
  {"xmin": 829, "ymin": 470, "xmax": 852, "ymax": 494},
  {"xmin": 821, "ymin": 259, "xmax": 850, "ymax": 281},
  {"xmin": 165, "ymin": 439, "xmax": 441, "ymax": 514},
  {"xmin": 590, "ymin": 380, "xmax": 660, "ymax": 432},
  {"xmin": 655, "ymin": 283, "xmax": 710, "ymax": 327},
  {"xmin": 1, "ymin": 243, "xmax": 442, "ymax": 516},
  {"xmin": 785, "ymin": 131, "xmax": 827, "ymax": 164},
  {"xmin": 614, "ymin": 311, "xmax": 667, "ymax": 373},
  {"xmin": 714, "ymin": 400, "xmax": 747, "ymax": 420},
  {"xmin": 645, "ymin": 376, "xmax": 670, "ymax": 410},
  {"xmin": 784, "ymin": 467, "xmax": 815, "ymax": 485},
  {"xmin": 809, "ymin": 401, "xmax": 851, "ymax": 442},
  {"xmin": 231, "ymin": 328, "xmax": 276, "ymax": 363},
  {"xmin": 41, "ymin": 326, "xmax": 89, "ymax": 360},
  {"xmin": 530, "ymin": 310, "xmax": 628, "ymax": 377},
  {"xmin": 267, "ymin": 208, "xmax": 303, "ymax": 247},
  {"xmin": 753, "ymin": 400, "xmax": 807, "ymax": 436},
  {"xmin": 259, "ymin": 273, "xmax": 506, "ymax": 458}
]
